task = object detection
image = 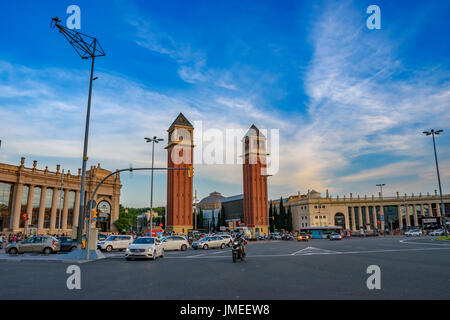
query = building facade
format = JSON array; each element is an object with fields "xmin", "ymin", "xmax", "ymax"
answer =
[
  {"xmin": 198, "ymin": 191, "xmax": 224, "ymax": 230},
  {"xmin": 275, "ymin": 189, "xmax": 450, "ymax": 232},
  {"xmin": 0, "ymin": 157, "xmax": 121, "ymax": 235},
  {"xmin": 166, "ymin": 113, "xmax": 194, "ymax": 235},
  {"xmin": 243, "ymin": 125, "xmax": 269, "ymax": 236}
]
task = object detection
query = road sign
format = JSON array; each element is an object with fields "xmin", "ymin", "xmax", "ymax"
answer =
[{"xmin": 380, "ymin": 215, "xmax": 384, "ymax": 221}]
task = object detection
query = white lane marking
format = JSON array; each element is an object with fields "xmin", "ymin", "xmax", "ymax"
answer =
[
  {"xmin": 165, "ymin": 246, "xmax": 450, "ymax": 259},
  {"xmin": 400, "ymin": 239, "xmax": 450, "ymax": 246},
  {"xmin": 186, "ymin": 249, "xmax": 231, "ymax": 258},
  {"xmin": 290, "ymin": 246, "xmax": 340, "ymax": 256}
]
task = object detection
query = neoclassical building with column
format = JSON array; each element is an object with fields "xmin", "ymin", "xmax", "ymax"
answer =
[
  {"xmin": 274, "ymin": 189, "xmax": 450, "ymax": 232},
  {"xmin": 0, "ymin": 157, "xmax": 121, "ymax": 235}
]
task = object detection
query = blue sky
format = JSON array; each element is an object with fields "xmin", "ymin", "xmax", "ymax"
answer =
[{"xmin": 0, "ymin": 0, "xmax": 449, "ymax": 207}]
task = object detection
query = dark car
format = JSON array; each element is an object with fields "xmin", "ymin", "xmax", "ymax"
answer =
[
  {"xmin": 282, "ymin": 234, "xmax": 294, "ymax": 240},
  {"xmin": 57, "ymin": 236, "xmax": 78, "ymax": 252}
]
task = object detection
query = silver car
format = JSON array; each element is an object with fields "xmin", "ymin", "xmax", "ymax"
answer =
[
  {"xmin": 192, "ymin": 236, "xmax": 229, "ymax": 250},
  {"xmin": 125, "ymin": 237, "xmax": 164, "ymax": 260},
  {"xmin": 7, "ymin": 236, "xmax": 61, "ymax": 255},
  {"xmin": 159, "ymin": 236, "xmax": 190, "ymax": 251}
]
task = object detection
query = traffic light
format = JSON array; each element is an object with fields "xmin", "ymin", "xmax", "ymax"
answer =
[
  {"xmin": 91, "ymin": 210, "xmax": 98, "ymax": 223},
  {"xmin": 188, "ymin": 165, "xmax": 194, "ymax": 178}
]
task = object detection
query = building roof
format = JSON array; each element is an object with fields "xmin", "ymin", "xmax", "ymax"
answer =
[
  {"xmin": 199, "ymin": 192, "xmax": 225, "ymax": 205},
  {"xmin": 221, "ymin": 194, "xmax": 244, "ymax": 203},
  {"xmin": 244, "ymin": 124, "xmax": 265, "ymax": 138},
  {"xmin": 169, "ymin": 112, "xmax": 193, "ymax": 130}
]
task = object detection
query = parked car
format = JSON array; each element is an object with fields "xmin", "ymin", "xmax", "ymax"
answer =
[
  {"xmin": 192, "ymin": 236, "xmax": 229, "ymax": 250},
  {"xmin": 7, "ymin": 236, "xmax": 60, "ymax": 255},
  {"xmin": 159, "ymin": 236, "xmax": 190, "ymax": 251},
  {"xmin": 125, "ymin": 237, "xmax": 164, "ymax": 260},
  {"xmin": 329, "ymin": 233, "xmax": 342, "ymax": 240},
  {"xmin": 98, "ymin": 235, "xmax": 133, "ymax": 252},
  {"xmin": 282, "ymin": 234, "xmax": 294, "ymax": 240},
  {"xmin": 98, "ymin": 233, "xmax": 108, "ymax": 241},
  {"xmin": 297, "ymin": 232, "xmax": 310, "ymax": 241},
  {"xmin": 429, "ymin": 229, "xmax": 445, "ymax": 236},
  {"xmin": 405, "ymin": 229, "xmax": 423, "ymax": 237},
  {"xmin": 57, "ymin": 236, "xmax": 78, "ymax": 252},
  {"xmin": 270, "ymin": 232, "xmax": 282, "ymax": 240}
]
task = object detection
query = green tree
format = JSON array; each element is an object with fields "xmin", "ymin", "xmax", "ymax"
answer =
[
  {"xmin": 113, "ymin": 217, "xmax": 131, "ymax": 233},
  {"xmin": 198, "ymin": 208, "xmax": 204, "ymax": 230},
  {"xmin": 279, "ymin": 197, "xmax": 286, "ymax": 230},
  {"xmin": 286, "ymin": 206, "xmax": 293, "ymax": 232},
  {"xmin": 269, "ymin": 201, "xmax": 275, "ymax": 233}
]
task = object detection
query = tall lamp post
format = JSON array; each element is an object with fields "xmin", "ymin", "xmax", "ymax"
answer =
[
  {"xmin": 145, "ymin": 136, "xmax": 164, "ymax": 236},
  {"xmin": 423, "ymin": 129, "xmax": 448, "ymax": 236},
  {"xmin": 51, "ymin": 17, "xmax": 105, "ymax": 247},
  {"xmin": 376, "ymin": 183, "xmax": 386, "ymax": 234}
]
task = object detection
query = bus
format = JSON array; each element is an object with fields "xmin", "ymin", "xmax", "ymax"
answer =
[{"xmin": 299, "ymin": 226, "xmax": 344, "ymax": 239}]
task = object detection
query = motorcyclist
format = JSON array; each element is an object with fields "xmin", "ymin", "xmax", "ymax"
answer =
[{"xmin": 235, "ymin": 232, "xmax": 247, "ymax": 256}]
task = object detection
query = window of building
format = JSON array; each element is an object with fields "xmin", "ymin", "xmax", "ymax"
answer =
[
  {"xmin": 31, "ymin": 187, "xmax": 41, "ymax": 226},
  {"xmin": 0, "ymin": 182, "xmax": 13, "ymax": 230},
  {"xmin": 19, "ymin": 185, "xmax": 29, "ymax": 228},
  {"xmin": 44, "ymin": 189, "xmax": 53, "ymax": 229},
  {"xmin": 55, "ymin": 189, "xmax": 64, "ymax": 230},
  {"xmin": 67, "ymin": 191, "xmax": 75, "ymax": 229}
]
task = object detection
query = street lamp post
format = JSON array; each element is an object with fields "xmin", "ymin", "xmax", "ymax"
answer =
[
  {"xmin": 51, "ymin": 17, "xmax": 105, "ymax": 247},
  {"xmin": 376, "ymin": 184, "xmax": 386, "ymax": 235},
  {"xmin": 145, "ymin": 136, "xmax": 164, "ymax": 236},
  {"xmin": 423, "ymin": 129, "xmax": 448, "ymax": 236}
]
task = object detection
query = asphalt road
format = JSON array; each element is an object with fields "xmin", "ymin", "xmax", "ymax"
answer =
[{"xmin": 1, "ymin": 236, "xmax": 449, "ymax": 300}]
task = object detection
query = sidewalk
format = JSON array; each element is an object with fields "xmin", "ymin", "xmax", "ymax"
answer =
[{"xmin": 0, "ymin": 249, "xmax": 108, "ymax": 264}]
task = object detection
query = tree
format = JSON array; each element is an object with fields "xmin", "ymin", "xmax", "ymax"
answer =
[
  {"xmin": 113, "ymin": 217, "xmax": 131, "ymax": 234},
  {"xmin": 286, "ymin": 206, "xmax": 293, "ymax": 232},
  {"xmin": 198, "ymin": 208, "xmax": 204, "ymax": 230},
  {"xmin": 269, "ymin": 201, "xmax": 275, "ymax": 233},
  {"xmin": 279, "ymin": 197, "xmax": 286, "ymax": 230}
]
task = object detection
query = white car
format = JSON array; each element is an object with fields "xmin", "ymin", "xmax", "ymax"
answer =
[
  {"xmin": 429, "ymin": 229, "xmax": 445, "ymax": 236},
  {"xmin": 405, "ymin": 229, "xmax": 423, "ymax": 237},
  {"xmin": 192, "ymin": 236, "xmax": 229, "ymax": 250},
  {"xmin": 98, "ymin": 235, "xmax": 133, "ymax": 252},
  {"xmin": 125, "ymin": 237, "xmax": 164, "ymax": 260},
  {"xmin": 160, "ymin": 236, "xmax": 190, "ymax": 251}
]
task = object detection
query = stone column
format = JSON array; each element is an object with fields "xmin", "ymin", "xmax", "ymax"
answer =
[
  {"xmin": 344, "ymin": 210, "xmax": 350, "ymax": 231},
  {"xmin": 380, "ymin": 204, "xmax": 385, "ymax": 232},
  {"xmin": 413, "ymin": 204, "xmax": 418, "ymax": 226},
  {"xmin": 372, "ymin": 206, "xmax": 378, "ymax": 230},
  {"xmin": 73, "ymin": 190, "xmax": 80, "ymax": 228},
  {"xmin": 365, "ymin": 205, "xmax": 370, "ymax": 230},
  {"xmin": 405, "ymin": 204, "xmax": 411, "ymax": 228},
  {"xmin": 62, "ymin": 189, "xmax": 69, "ymax": 230},
  {"xmin": 350, "ymin": 207, "xmax": 356, "ymax": 231},
  {"xmin": 11, "ymin": 183, "xmax": 24, "ymax": 231},
  {"xmin": 25, "ymin": 185, "xmax": 35, "ymax": 227},
  {"xmin": 49, "ymin": 187, "xmax": 58, "ymax": 233},
  {"xmin": 38, "ymin": 187, "xmax": 47, "ymax": 232},
  {"xmin": 358, "ymin": 206, "xmax": 363, "ymax": 229},
  {"xmin": 397, "ymin": 204, "xmax": 403, "ymax": 230},
  {"xmin": 435, "ymin": 203, "xmax": 441, "ymax": 217}
]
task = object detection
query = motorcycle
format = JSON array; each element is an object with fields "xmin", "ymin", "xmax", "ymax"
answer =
[{"xmin": 232, "ymin": 240, "xmax": 245, "ymax": 262}]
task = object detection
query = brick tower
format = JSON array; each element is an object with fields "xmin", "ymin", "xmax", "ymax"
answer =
[
  {"xmin": 243, "ymin": 124, "xmax": 269, "ymax": 237},
  {"xmin": 166, "ymin": 113, "xmax": 194, "ymax": 235}
]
